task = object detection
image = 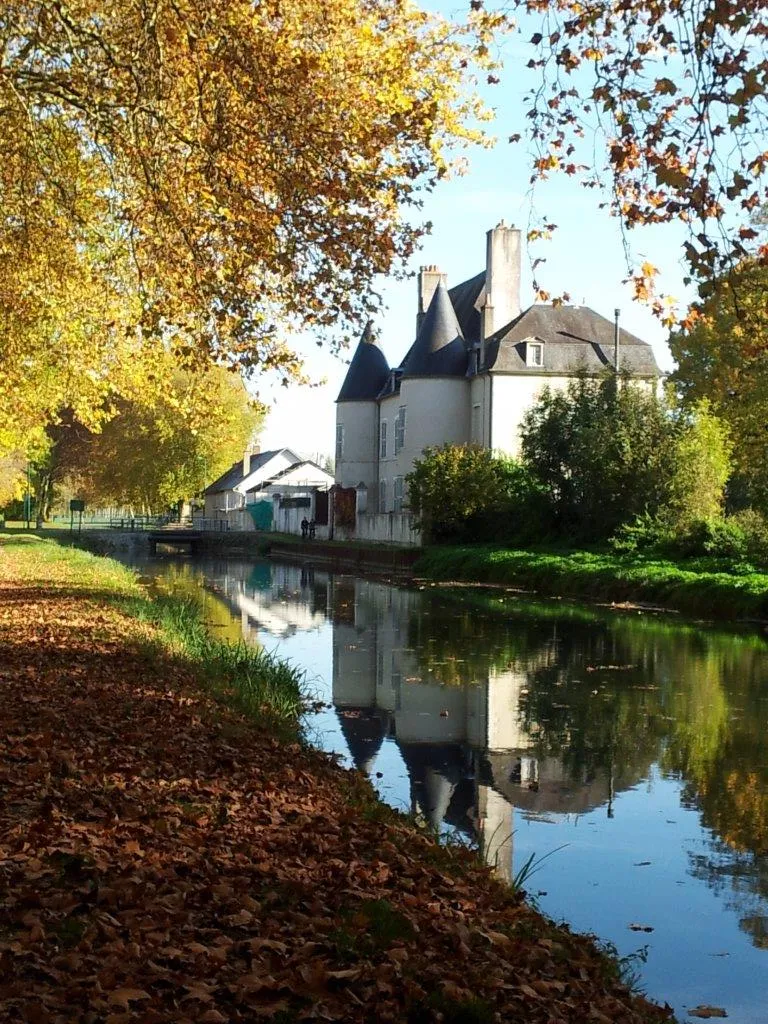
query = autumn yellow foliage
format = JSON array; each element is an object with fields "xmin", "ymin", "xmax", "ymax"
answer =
[{"xmin": 0, "ymin": 0, "xmax": 495, "ymax": 463}]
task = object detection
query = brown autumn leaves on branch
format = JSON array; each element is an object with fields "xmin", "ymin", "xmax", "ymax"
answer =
[{"xmin": 498, "ymin": 0, "xmax": 768, "ymax": 325}]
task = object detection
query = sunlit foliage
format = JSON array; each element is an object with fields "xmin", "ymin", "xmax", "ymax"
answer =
[
  {"xmin": 503, "ymin": 0, "xmax": 768, "ymax": 319},
  {"xmin": 0, "ymin": 0, "xmax": 496, "ymax": 457},
  {"xmin": 45, "ymin": 365, "xmax": 262, "ymax": 513},
  {"xmin": 670, "ymin": 262, "xmax": 768, "ymax": 510}
]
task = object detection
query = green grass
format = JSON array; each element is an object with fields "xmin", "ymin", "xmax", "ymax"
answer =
[
  {"xmin": 123, "ymin": 592, "xmax": 305, "ymax": 735},
  {"xmin": 0, "ymin": 534, "xmax": 305, "ymax": 736},
  {"xmin": 415, "ymin": 544, "xmax": 768, "ymax": 620}
]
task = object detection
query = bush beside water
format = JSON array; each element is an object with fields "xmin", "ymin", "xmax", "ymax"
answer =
[{"xmin": 415, "ymin": 544, "xmax": 768, "ymax": 619}]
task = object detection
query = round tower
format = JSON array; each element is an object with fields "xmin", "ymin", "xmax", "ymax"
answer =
[{"xmin": 335, "ymin": 322, "xmax": 390, "ymax": 492}]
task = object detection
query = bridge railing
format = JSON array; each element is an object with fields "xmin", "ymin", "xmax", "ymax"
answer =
[
  {"xmin": 53, "ymin": 515, "xmax": 171, "ymax": 531},
  {"xmin": 189, "ymin": 517, "xmax": 232, "ymax": 533},
  {"xmin": 107, "ymin": 515, "xmax": 172, "ymax": 531}
]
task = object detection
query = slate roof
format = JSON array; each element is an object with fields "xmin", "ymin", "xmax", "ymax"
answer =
[
  {"xmin": 336, "ymin": 322, "xmax": 391, "ymax": 402},
  {"xmin": 401, "ymin": 282, "xmax": 469, "ymax": 378},
  {"xmin": 204, "ymin": 449, "xmax": 299, "ymax": 495},
  {"xmin": 448, "ymin": 270, "xmax": 485, "ymax": 341},
  {"xmin": 483, "ymin": 304, "xmax": 661, "ymax": 376}
]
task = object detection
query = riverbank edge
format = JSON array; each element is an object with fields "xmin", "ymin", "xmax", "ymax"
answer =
[
  {"xmin": 200, "ymin": 530, "xmax": 768, "ymax": 623},
  {"xmin": 0, "ymin": 534, "xmax": 674, "ymax": 1024},
  {"xmin": 412, "ymin": 545, "xmax": 768, "ymax": 621},
  {"xmin": 8, "ymin": 526, "xmax": 767, "ymax": 622},
  {"xmin": 3, "ymin": 534, "xmax": 306, "ymax": 738}
]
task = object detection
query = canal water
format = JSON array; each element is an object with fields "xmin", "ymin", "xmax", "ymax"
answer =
[{"xmin": 123, "ymin": 551, "xmax": 768, "ymax": 1023}]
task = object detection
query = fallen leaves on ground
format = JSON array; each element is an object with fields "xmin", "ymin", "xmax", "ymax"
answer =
[{"xmin": 0, "ymin": 543, "xmax": 674, "ymax": 1022}]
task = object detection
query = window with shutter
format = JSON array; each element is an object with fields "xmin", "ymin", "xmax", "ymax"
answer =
[
  {"xmin": 335, "ymin": 423, "xmax": 344, "ymax": 461},
  {"xmin": 393, "ymin": 476, "xmax": 405, "ymax": 512},
  {"xmin": 394, "ymin": 406, "xmax": 406, "ymax": 453}
]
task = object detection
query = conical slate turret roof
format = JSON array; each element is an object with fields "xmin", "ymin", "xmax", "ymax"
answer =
[
  {"xmin": 402, "ymin": 282, "xmax": 468, "ymax": 377},
  {"xmin": 336, "ymin": 322, "xmax": 390, "ymax": 402}
]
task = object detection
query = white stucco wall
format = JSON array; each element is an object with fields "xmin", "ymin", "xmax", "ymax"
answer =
[
  {"xmin": 376, "ymin": 393, "xmax": 401, "ymax": 511},
  {"xmin": 356, "ymin": 512, "xmax": 421, "ymax": 547},
  {"xmin": 377, "ymin": 378, "xmax": 470, "ymax": 510},
  {"xmin": 335, "ymin": 401, "xmax": 379, "ymax": 493},
  {"xmin": 489, "ymin": 373, "xmax": 573, "ymax": 458},
  {"xmin": 490, "ymin": 373, "xmax": 659, "ymax": 457}
]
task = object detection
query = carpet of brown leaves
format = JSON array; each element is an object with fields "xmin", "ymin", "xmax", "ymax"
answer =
[{"xmin": 0, "ymin": 542, "xmax": 674, "ymax": 1023}]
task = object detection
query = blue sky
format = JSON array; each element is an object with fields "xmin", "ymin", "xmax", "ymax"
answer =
[{"xmin": 258, "ymin": 2, "xmax": 692, "ymax": 459}]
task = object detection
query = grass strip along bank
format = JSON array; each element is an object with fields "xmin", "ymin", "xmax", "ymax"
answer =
[
  {"xmin": 0, "ymin": 536, "xmax": 673, "ymax": 1024},
  {"xmin": 415, "ymin": 544, "xmax": 768, "ymax": 620}
]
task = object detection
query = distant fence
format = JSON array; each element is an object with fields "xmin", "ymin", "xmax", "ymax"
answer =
[
  {"xmin": 52, "ymin": 515, "xmax": 172, "ymax": 531},
  {"xmin": 190, "ymin": 518, "xmax": 232, "ymax": 533},
  {"xmin": 107, "ymin": 515, "xmax": 171, "ymax": 531}
]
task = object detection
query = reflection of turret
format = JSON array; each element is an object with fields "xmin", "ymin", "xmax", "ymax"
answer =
[
  {"xmin": 398, "ymin": 743, "xmax": 473, "ymax": 834},
  {"xmin": 335, "ymin": 708, "xmax": 386, "ymax": 772},
  {"xmin": 333, "ymin": 622, "xmax": 377, "ymax": 707},
  {"xmin": 477, "ymin": 784, "xmax": 513, "ymax": 882}
]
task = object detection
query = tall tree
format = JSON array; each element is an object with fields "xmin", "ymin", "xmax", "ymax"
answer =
[
  {"xmin": 45, "ymin": 365, "xmax": 263, "ymax": 514},
  {"xmin": 670, "ymin": 261, "xmax": 768, "ymax": 508},
  {"xmin": 0, "ymin": 0, "xmax": 495, "ymax": 455},
  {"xmin": 519, "ymin": 376, "xmax": 731, "ymax": 539}
]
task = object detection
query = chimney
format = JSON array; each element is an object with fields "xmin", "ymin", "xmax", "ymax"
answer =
[
  {"xmin": 417, "ymin": 264, "xmax": 448, "ymax": 334},
  {"xmin": 242, "ymin": 439, "xmax": 261, "ymax": 479},
  {"xmin": 482, "ymin": 221, "xmax": 521, "ymax": 341}
]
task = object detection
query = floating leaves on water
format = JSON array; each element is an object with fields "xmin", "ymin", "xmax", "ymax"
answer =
[{"xmin": 586, "ymin": 664, "xmax": 638, "ymax": 672}]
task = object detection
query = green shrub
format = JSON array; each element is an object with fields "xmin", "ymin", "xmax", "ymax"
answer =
[
  {"xmin": 520, "ymin": 377, "xmax": 732, "ymax": 543},
  {"xmin": 610, "ymin": 513, "xmax": 671, "ymax": 554},
  {"xmin": 670, "ymin": 518, "xmax": 748, "ymax": 560},
  {"xmin": 697, "ymin": 518, "xmax": 747, "ymax": 559},
  {"xmin": 730, "ymin": 508, "xmax": 768, "ymax": 567},
  {"xmin": 406, "ymin": 445, "xmax": 551, "ymax": 545}
]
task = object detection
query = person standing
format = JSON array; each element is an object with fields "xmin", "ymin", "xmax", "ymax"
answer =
[{"xmin": 301, "ymin": 516, "xmax": 309, "ymax": 540}]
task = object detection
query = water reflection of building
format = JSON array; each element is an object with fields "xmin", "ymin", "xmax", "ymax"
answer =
[
  {"xmin": 213, "ymin": 561, "xmax": 329, "ymax": 641},
  {"xmin": 330, "ymin": 578, "xmax": 632, "ymax": 882},
  {"xmin": 202, "ymin": 563, "xmax": 641, "ymax": 882}
]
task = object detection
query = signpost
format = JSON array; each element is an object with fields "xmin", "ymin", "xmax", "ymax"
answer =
[{"xmin": 70, "ymin": 499, "xmax": 85, "ymax": 535}]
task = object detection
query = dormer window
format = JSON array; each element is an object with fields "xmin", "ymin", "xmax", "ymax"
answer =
[{"xmin": 526, "ymin": 339, "xmax": 545, "ymax": 368}]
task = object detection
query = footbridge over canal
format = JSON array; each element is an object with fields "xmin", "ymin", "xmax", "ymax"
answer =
[{"xmin": 147, "ymin": 528, "xmax": 204, "ymax": 554}]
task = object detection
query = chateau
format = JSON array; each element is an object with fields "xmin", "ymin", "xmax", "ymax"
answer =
[{"xmin": 335, "ymin": 222, "xmax": 661, "ymax": 513}]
